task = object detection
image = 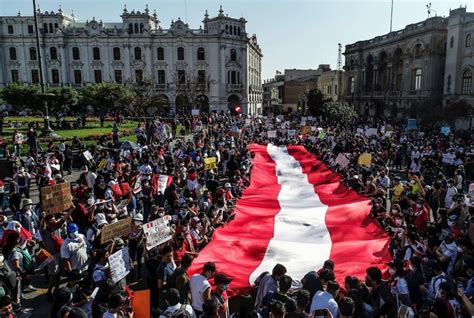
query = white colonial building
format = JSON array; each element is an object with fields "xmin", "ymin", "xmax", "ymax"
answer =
[{"xmin": 0, "ymin": 5, "xmax": 263, "ymax": 115}]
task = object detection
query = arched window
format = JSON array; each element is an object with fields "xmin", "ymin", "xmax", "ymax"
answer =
[
  {"xmin": 177, "ymin": 47, "xmax": 185, "ymax": 60},
  {"xmin": 230, "ymin": 49, "xmax": 236, "ymax": 62},
  {"xmin": 50, "ymin": 47, "xmax": 57, "ymax": 60},
  {"xmin": 197, "ymin": 47, "xmax": 205, "ymax": 60},
  {"xmin": 237, "ymin": 27, "xmax": 241, "ymax": 36},
  {"xmin": 113, "ymin": 47, "xmax": 121, "ymax": 60},
  {"xmin": 140, "ymin": 23, "xmax": 144, "ymax": 34},
  {"xmin": 54, "ymin": 23, "xmax": 58, "ymax": 32},
  {"xmin": 134, "ymin": 47, "xmax": 142, "ymax": 60},
  {"xmin": 234, "ymin": 26, "xmax": 237, "ymax": 35},
  {"xmin": 72, "ymin": 47, "xmax": 80, "ymax": 60},
  {"xmin": 134, "ymin": 23, "xmax": 139, "ymax": 34},
  {"xmin": 29, "ymin": 47, "xmax": 37, "ymax": 60},
  {"xmin": 157, "ymin": 47, "xmax": 164, "ymax": 60},
  {"xmin": 129, "ymin": 23, "xmax": 133, "ymax": 34},
  {"xmin": 462, "ymin": 70, "xmax": 472, "ymax": 95},
  {"xmin": 92, "ymin": 47, "xmax": 100, "ymax": 60},
  {"xmin": 49, "ymin": 23, "xmax": 53, "ymax": 34},
  {"xmin": 466, "ymin": 34, "xmax": 471, "ymax": 47},
  {"xmin": 43, "ymin": 23, "xmax": 48, "ymax": 33},
  {"xmin": 450, "ymin": 36, "xmax": 455, "ymax": 48},
  {"xmin": 9, "ymin": 47, "xmax": 17, "ymax": 60}
]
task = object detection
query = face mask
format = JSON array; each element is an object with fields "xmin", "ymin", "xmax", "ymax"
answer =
[
  {"xmin": 69, "ymin": 231, "xmax": 79, "ymax": 239},
  {"xmin": 389, "ymin": 268, "xmax": 396, "ymax": 276},
  {"xmin": 447, "ymin": 221, "xmax": 455, "ymax": 227},
  {"xmin": 416, "ymin": 204, "xmax": 422, "ymax": 208},
  {"xmin": 158, "ymin": 212, "xmax": 165, "ymax": 218},
  {"xmin": 395, "ymin": 219, "xmax": 403, "ymax": 226},
  {"xmin": 87, "ymin": 197, "xmax": 95, "ymax": 206},
  {"xmin": 391, "ymin": 210, "xmax": 398, "ymax": 214},
  {"xmin": 366, "ymin": 181, "xmax": 371, "ymax": 185}
]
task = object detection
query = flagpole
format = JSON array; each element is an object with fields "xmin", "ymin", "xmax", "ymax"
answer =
[{"xmin": 390, "ymin": 0, "xmax": 394, "ymax": 32}]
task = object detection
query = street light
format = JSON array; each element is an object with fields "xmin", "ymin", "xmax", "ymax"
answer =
[{"xmin": 32, "ymin": 0, "xmax": 55, "ymax": 137}]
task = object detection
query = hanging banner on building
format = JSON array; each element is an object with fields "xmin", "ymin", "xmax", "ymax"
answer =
[
  {"xmin": 108, "ymin": 247, "xmax": 130, "ymax": 283},
  {"xmin": 143, "ymin": 217, "xmax": 173, "ymax": 250},
  {"xmin": 204, "ymin": 157, "xmax": 217, "ymax": 170},
  {"xmin": 101, "ymin": 217, "xmax": 132, "ymax": 244},
  {"xmin": 41, "ymin": 182, "xmax": 72, "ymax": 214}
]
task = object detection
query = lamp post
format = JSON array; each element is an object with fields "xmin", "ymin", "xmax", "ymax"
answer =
[{"xmin": 32, "ymin": 0, "xmax": 55, "ymax": 137}]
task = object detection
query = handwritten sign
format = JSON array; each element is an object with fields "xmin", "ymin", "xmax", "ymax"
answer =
[
  {"xmin": 335, "ymin": 153, "xmax": 350, "ymax": 169},
  {"xmin": 41, "ymin": 182, "xmax": 72, "ymax": 214},
  {"xmin": 204, "ymin": 157, "xmax": 217, "ymax": 171},
  {"xmin": 101, "ymin": 217, "xmax": 131, "ymax": 244},
  {"xmin": 109, "ymin": 247, "xmax": 130, "ymax": 283},
  {"xmin": 267, "ymin": 130, "xmax": 277, "ymax": 138},
  {"xmin": 143, "ymin": 217, "xmax": 172, "ymax": 250}
]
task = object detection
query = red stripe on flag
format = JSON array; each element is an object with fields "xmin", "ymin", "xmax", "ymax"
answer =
[
  {"xmin": 188, "ymin": 144, "xmax": 281, "ymax": 292},
  {"xmin": 287, "ymin": 146, "xmax": 391, "ymax": 283}
]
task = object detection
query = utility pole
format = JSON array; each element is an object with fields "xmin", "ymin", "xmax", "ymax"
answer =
[
  {"xmin": 390, "ymin": 0, "xmax": 394, "ymax": 32},
  {"xmin": 337, "ymin": 43, "xmax": 342, "ymax": 71}
]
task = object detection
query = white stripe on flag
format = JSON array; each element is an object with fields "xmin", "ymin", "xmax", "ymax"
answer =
[
  {"xmin": 157, "ymin": 175, "xmax": 170, "ymax": 194},
  {"xmin": 249, "ymin": 144, "xmax": 332, "ymax": 283}
]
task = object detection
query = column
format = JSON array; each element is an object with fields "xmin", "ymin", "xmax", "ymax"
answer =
[
  {"xmin": 59, "ymin": 44, "xmax": 68, "ymax": 85},
  {"xmin": 145, "ymin": 45, "xmax": 153, "ymax": 80},
  {"xmin": 124, "ymin": 45, "xmax": 131, "ymax": 83}
]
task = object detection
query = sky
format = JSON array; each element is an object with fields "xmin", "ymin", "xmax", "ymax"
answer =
[{"xmin": 1, "ymin": 0, "xmax": 464, "ymax": 79}]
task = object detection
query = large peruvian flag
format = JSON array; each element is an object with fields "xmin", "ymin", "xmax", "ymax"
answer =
[
  {"xmin": 189, "ymin": 144, "xmax": 390, "ymax": 291},
  {"xmin": 151, "ymin": 174, "xmax": 173, "ymax": 195}
]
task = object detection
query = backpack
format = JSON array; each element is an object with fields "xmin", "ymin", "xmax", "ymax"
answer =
[{"xmin": 162, "ymin": 304, "xmax": 192, "ymax": 318}]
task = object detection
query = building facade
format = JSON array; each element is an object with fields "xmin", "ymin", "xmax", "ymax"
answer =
[
  {"xmin": 344, "ymin": 17, "xmax": 447, "ymax": 117},
  {"xmin": 317, "ymin": 69, "xmax": 345, "ymax": 101},
  {"xmin": 262, "ymin": 73, "xmax": 284, "ymax": 114},
  {"xmin": 0, "ymin": 6, "xmax": 263, "ymax": 115}
]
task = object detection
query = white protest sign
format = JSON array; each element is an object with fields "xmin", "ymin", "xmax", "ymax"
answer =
[
  {"xmin": 335, "ymin": 153, "xmax": 350, "ymax": 168},
  {"xmin": 143, "ymin": 217, "xmax": 172, "ymax": 250},
  {"xmin": 83, "ymin": 150, "xmax": 93, "ymax": 162},
  {"xmin": 356, "ymin": 128, "xmax": 364, "ymax": 136},
  {"xmin": 191, "ymin": 109, "xmax": 200, "ymax": 116},
  {"xmin": 108, "ymin": 247, "xmax": 130, "ymax": 283},
  {"xmin": 245, "ymin": 119, "xmax": 251, "ymax": 126},
  {"xmin": 276, "ymin": 115, "xmax": 284, "ymax": 121},
  {"xmin": 287, "ymin": 129, "xmax": 296, "ymax": 136},
  {"xmin": 307, "ymin": 116, "xmax": 314, "ymax": 121},
  {"xmin": 365, "ymin": 128, "xmax": 378, "ymax": 137},
  {"xmin": 267, "ymin": 130, "xmax": 277, "ymax": 138}
]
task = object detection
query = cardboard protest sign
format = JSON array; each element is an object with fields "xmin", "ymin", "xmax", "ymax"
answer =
[
  {"xmin": 143, "ymin": 217, "xmax": 172, "ymax": 250},
  {"xmin": 100, "ymin": 217, "xmax": 131, "ymax": 244},
  {"xmin": 358, "ymin": 153, "xmax": 372, "ymax": 167},
  {"xmin": 108, "ymin": 247, "xmax": 130, "ymax": 283},
  {"xmin": 41, "ymin": 182, "xmax": 72, "ymax": 214},
  {"xmin": 204, "ymin": 157, "xmax": 217, "ymax": 170},
  {"xmin": 267, "ymin": 130, "xmax": 277, "ymax": 138},
  {"xmin": 335, "ymin": 153, "xmax": 350, "ymax": 168},
  {"xmin": 302, "ymin": 126, "xmax": 311, "ymax": 135}
]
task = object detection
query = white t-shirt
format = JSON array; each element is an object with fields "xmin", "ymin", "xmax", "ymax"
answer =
[
  {"xmin": 190, "ymin": 274, "xmax": 211, "ymax": 311},
  {"xmin": 440, "ymin": 241, "xmax": 458, "ymax": 274},
  {"xmin": 60, "ymin": 234, "xmax": 89, "ymax": 273},
  {"xmin": 390, "ymin": 276, "xmax": 409, "ymax": 296},
  {"xmin": 103, "ymin": 311, "xmax": 118, "ymax": 318}
]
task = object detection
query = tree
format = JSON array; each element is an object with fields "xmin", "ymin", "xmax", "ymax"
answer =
[
  {"xmin": 321, "ymin": 101, "xmax": 357, "ymax": 122},
  {"xmin": 79, "ymin": 83, "xmax": 133, "ymax": 114},
  {"xmin": 443, "ymin": 100, "xmax": 472, "ymax": 124},
  {"xmin": 46, "ymin": 86, "xmax": 80, "ymax": 114},
  {"xmin": 305, "ymin": 89, "xmax": 326, "ymax": 116},
  {"xmin": 129, "ymin": 80, "xmax": 169, "ymax": 117},
  {"xmin": 174, "ymin": 71, "xmax": 211, "ymax": 115},
  {"xmin": 0, "ymin": 82, "xmax": 42, "ymax": 112}
]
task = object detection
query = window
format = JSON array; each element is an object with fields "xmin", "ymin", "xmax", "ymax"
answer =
[
  {"xmin": 128, "ymin": 23, "xmax": 133, "ymax": 34},
  {"xmin": 94, "ymin": 70, "xmax": 102, "ymax": 83},
  {"xmin": 7, "ymin": 25, "xmax": 14, "ymax": 34},
  {"xmin": 225, "ymin": 25, "xmax": 229, "ymax": 32},
  {"xmin": 73, "ymin": 70, "xmax": 82, "ymax": 84},
  {"xmin": 11, "ymin": 70, "xmax": 19, "ymax": 82},
  {"xmin": 134, "ymin": 47, "xmax": 142, "ymax": 60},
  {"xmin": 72, "ymin": 47, "xmax": 80, "ymax": 60},
  {"xmin": 462, "ymin": 70, "xmax": 472, "ymax": 95},
  {"xmin": 54, "ymin": 23, "xmax": 58, "ymax": 31},
  {"xmin": 114, "ymin": 70, "xmax": 122, "ymax": 84},
  {"xmin": 234, "ymin": 26, "xmax": 237, "ymax": 35},
  {"xmin": 447, "ymin": 74, "xmax": 452, "ymax": 93},
  {"xmin": 134, "ymin": 23, "xmax": 139, "ymax": 34},
  {"xmin": 197, "ymin": 47, "xmax": 205, "ymax": 60},
  {"xmin": 231, "ymin": 71, "xmax": 236, "ymax": 84},
  {"xmin": 177, "ymin": 47, "xmax": 185, "ymax": 60},
  {"xmin": 135, "ymin": 70, "xmax": 143, "ymax": 83},
  {"xmin": 93, "ymin": 47, "xmax": 100, "ymax": 60},
  {"xmin": 51, "ymin": 69, "xmax": 60, "ymax": 84},
  {"xmin": 237, "ymin": 27, "xmax": 241, "ymax": 36},
  {"xmin": 230, "ymin": 49, "xmax": 236, "ymax": 62},
  {"xmin": 29, "ymin": 47, "xmax": 37, "ymax": 60},
  {"xmin": 450, "ymin": 36, "xmax": 454, "ymax": 48},
  {"xmin": 31, "ymin": 70, "xmax": 39, "ymax": 84},
  {"xmin": 198, "ymin": 70, "xmax": 206, "ymax": 84},
  {"xmin": 157, "ymin": 47, "xmax": 165, "ymax": 60},
  {"xmin": 140, "ymin": 23, "xmax": 144, "ymax": 34},
  {"xmin": 466, "ymin": 34, "xmax": 471, "ymax": 47},
  {"xmin": 157, "ymin": 70, "xmax": 166, "ymax": 84},
  {"xmin": 28, "ymin": 25, "xmax": 34, "ymax": 34},
  {"xmin": 413, "ymin": 68, "xmax": 422, "ymax": 91},
  {"xmin": 43, "ymin": 23, "xmax": 48, "ymax": 33},
  {"xmin": 177, "ymin": 70, "xmax": 186, "ymax": 84},
  {"xmin": 50, "ymin": 47, "xmax": 57, "ymax": 60},
  {"xmin": 9, "ymin": 47, "xmax": 17, "ymax": 60},
  {"xmin": 49, "ymin": 23, "xmax": 53, "ymax": 34},
  {"xmin": 414, "ymin": 44, "xmax": 422, "ymax": 59},
  {"xmin": 113, "ymin": 47, "xmax": 121, "ymax": 60},
  {"xmin": 350, "ymin": 77, "xmax": 355, "ymax": 93}
]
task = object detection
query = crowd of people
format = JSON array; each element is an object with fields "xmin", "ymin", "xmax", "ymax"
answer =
[{"xmin": 0, "ymin": 112, "xmax": 473, "ymax": 318}]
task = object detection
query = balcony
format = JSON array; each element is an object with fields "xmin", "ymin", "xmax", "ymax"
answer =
[
  {"xmin": 227, "ymin": 84, "xmax": 243, "ymax": 93},
  {"xmin": 155, "ymin": 83, "xmax": 167, "ymax": 91},
  {"xmin": 176, "ymin": 84, "xmax": 187, "ymax": 91}
]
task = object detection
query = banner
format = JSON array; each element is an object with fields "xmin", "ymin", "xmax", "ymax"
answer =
[
  {"xmin": 267, "ymin": 130, "xmax": 277, "ymax": 138},
  {"xmin": 108, "ymin": 247, "xmax": 130, "ymax": 283},
  {"xmin": 41, "ymin": 182, "xmax": 72, "ymax": 214},
  {"xmin": 101, "ymin": 217, "xmax": 131, "ymax": 244},
  {"xmin": 335, "ymin": 153, "xmax": 350, "ymax": 168},
  {"xmin": 143, "ymin": 217, "xmax": 172, "ymax": 250},
  {"xmin": 204, "ymin": 157, "xmax": 217, "ymax": 170}
]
